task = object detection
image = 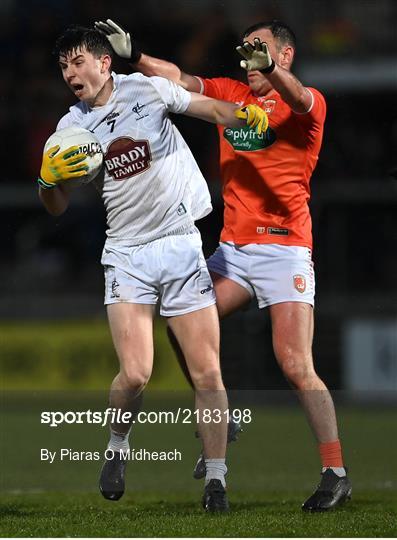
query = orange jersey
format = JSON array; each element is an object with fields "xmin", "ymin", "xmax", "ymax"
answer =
[{"xmin": 199, "ymin": 77, "xmax": 326, "ymax": 248}]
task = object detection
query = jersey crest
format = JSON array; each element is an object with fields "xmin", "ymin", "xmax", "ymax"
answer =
[{"xmin": 293, "ymin": 274, "xmax": 306, "ymax": 293}]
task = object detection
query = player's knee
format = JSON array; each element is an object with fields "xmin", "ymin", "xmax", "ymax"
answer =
[
  {"xmin": 275, "ymin": 349, "xmax": 315, "ymax": 388},
  {"xmin": 190, "ymin": 366, "xmax": 224, "ymax": 391},
  {"xmin": 119, "ymin": 366, "xmax": 151, "ymax": 392},
  {"xmin": 282, "ymin": 361, "xmax": 316, "ymax": 388}
]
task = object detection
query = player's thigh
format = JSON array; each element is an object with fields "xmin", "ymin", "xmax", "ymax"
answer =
[
  {"xmin": 206, "ymin": 242, "xmax": 254, "ymax": 318},
  {"xmin": 107, "ymin": 302, "xmax": 155, "ymax": 376},
  {"xmin": 269, "ymin": 301, "xmax": 314, "ymax": 369},
  {"xmin": 210, "ymin": 271, "xmax": 252, "ymax": 319},
  {"xmin": 167, "ymin": 304, "xmax": 220, "ymax": 374}
]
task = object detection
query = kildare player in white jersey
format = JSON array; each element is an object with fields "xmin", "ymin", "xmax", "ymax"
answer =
[{"xmin": 38, "ymin": 25, "xmax": 268, "ymax": 512}]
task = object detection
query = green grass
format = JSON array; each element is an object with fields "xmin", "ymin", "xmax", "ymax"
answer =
[
  {"xmin": 0, "ymin": 392, "xmax": 396, "ymax": 537},
  {"xmin": 1, "ymin": 491, "xmax": 396, "ymax": 537}
]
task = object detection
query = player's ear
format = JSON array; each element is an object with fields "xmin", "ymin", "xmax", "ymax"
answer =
[
  {"xmin": 101, "ymin": 54, "xmax": 112, "ymax": 73},
  {"xmin": 281, "ymin": 45, "xmax": 294, "ymax": 68}
]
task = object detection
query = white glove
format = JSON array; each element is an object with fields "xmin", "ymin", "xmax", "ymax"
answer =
[
  {"xmin": 95, "ymin": 19, "xmax": 141, "ymax": 62},
  {"xmin": 236, "ymin": 38, "xmax": 275, "ymax": 73}
]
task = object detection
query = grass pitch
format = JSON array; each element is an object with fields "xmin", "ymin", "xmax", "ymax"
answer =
[
  {"xmin": 1, "ymin": 490, "xmax": 396, "ymax": 537},
  {"xmin": 0, "ymin": 392, "xmax": 396, "ymax": 537}
]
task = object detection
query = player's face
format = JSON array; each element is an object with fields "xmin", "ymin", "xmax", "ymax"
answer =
[
  {"xmin": 58, "ymin": 47, "xmax": 109, "ymax": 104},
  {"xmin": 243, "ymin": 28, "xmax": 288, "ymax": 96}
]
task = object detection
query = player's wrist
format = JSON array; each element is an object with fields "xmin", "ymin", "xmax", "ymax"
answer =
[
  {"xmin": 130, "ymin": 46, "xmax": 142, "ymax": 64},
  {"xmin": 37, "ymin": 176, "xmax": 57, "ymax": 189},
  {"xmin": 260, "ymin": 59, "xmax": 276, "ymax": 74}
]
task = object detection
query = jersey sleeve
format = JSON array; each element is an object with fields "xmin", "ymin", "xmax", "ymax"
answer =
[
  {"xmin": 149, "ymin": 76, "xmax": 192, "ymax": 114},
  {"xmin": 56, "ymin": 102, "xmax": 84, "ymax": 130},
  {"xmin": 294, "ymin": 87, "xmax": 327, "ymax": 127},
  {"xmin": 56, "ymin": 113, "xmax": 73, "ymax": 130},
  {"xmin": 197, "ymin": 77, "xmax": 238, "ymax": 100}
]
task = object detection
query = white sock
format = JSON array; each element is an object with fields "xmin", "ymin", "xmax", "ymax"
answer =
[
  {"xmin": 107, "ymin": 429, "xmax": 130, "ymax": 453},
  {"xmin": 322, "ymin": 466, "xmax": 346, "ymax": 477},
  {"xmin": 205, "ymin": 458, "xmax": 227, "ymax": 487}
]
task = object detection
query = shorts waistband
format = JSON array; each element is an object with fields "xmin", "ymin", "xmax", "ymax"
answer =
[
  {"xmin": 104, "ymin": 222, "xmax": 198, "ymax": 249},
  {"xmin": 163, "ymin": 223, "xmax": 198, "ymax": 237}
]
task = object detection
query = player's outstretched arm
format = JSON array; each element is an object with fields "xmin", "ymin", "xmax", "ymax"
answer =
[
  {"xmin": 185, "ymin": 93, "xmax": 269, "ymax": 134},
  {"xmin": 237, "ymin": 38, "xmax": 313, "ymax": 113},
  {"xmin": 95, "ymin": 18, "xmax": 201, "ymax": 92},
  {"xmin": 136, "ymin": 53, "xmax": 201, "ymax": 92}
]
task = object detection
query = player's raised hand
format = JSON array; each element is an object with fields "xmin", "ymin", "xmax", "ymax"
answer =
[
  {"xmin": 38, "ymin": 146, "xmax": 88, "ymax": 189},
  {"xmin": 236, "ymin": 38, "xmax": 275, "ymax": 73},
  {"xmin": 95, "ymin": 19, "xmax": 141, "ymax": 63},
  {"xmin": 235, "ymin": 105, "xmax": 269, "ymax": 135}
]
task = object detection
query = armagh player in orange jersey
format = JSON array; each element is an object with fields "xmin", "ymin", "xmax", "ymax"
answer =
[{"xmin": 96, "ymin": 18, "xmax": 352, "ymax": 511}]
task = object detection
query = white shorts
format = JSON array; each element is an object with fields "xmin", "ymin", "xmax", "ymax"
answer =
[
  {"xmin": 207, "ymin": 242, "xmax": 315, "ymax": 308},
  {"xmin": 101, "ymin": 228, "xmax": 216, "ymax": 317}
]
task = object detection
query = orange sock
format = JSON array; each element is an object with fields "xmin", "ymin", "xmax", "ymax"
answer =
[{"xmin": 319, "ymin": 439, "xmax": 344, "ymax": 468}]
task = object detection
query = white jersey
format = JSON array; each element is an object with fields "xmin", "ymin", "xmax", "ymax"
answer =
[{"xmin": 57, "ymin": 73, "xmax": 212, "ymax": 246}]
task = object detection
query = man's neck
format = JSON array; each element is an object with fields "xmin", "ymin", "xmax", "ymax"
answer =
[
  {"xmin": 253, "ymin": 88, "xmax": 276, "ymax": 99},
  {"xmin": 88, "ymin": 75, "xmax": 114, "ymax": 108}
]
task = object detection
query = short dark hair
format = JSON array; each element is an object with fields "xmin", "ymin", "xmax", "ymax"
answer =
[
  {"xmin": 242, "ymin": 20, "xmax": 297, "ymax": 50},
  {"xmin": 53, "ymin": 25, "xmax": 114, "ymax": 60}
]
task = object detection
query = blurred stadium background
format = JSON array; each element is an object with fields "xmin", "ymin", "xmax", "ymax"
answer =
[{"xmin": 1, "ymin": 0, "xmax": 397, "ymax": 395}]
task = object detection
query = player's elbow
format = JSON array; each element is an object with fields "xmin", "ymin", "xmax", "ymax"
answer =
[
  {"xmin": 47, "ymin": 205, "xmax": 67, "ymax": 217},
  {"xmin": 39, "ymin": 189, "xmax": 69, "ymax": 216}
]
